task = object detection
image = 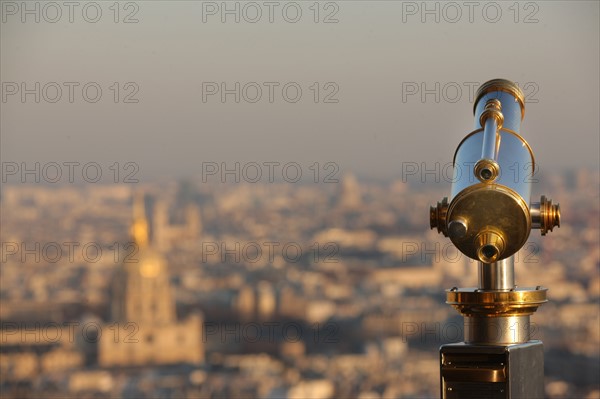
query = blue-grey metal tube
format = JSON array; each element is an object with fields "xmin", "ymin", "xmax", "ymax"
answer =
[{"xmin": 481, "ymin": 117, "xmax": 499, "ymax": 161}]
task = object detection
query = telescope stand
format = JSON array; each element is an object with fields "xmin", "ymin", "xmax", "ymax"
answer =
[
  {"xmin": 429, "ymin": 79, "xmax": 559, "ymax": 399},
  {"xmin": 439, "ymin": 257, "xmax": 546, "ymax": 399}
]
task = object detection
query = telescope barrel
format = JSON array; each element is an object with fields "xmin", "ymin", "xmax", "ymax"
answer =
[{"xmin": 431, "ymin": 79, "xmax": 559, "ymax": 263}]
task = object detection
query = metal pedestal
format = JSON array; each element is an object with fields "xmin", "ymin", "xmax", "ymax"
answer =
[{"xmin": 440, "ymin": 341, "xmax": 544, "ymax": 399}]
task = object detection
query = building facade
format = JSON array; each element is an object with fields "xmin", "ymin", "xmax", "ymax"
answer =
[{"xmin": 99, "ymin": 194, "xmax": 203, "ymax": 367}]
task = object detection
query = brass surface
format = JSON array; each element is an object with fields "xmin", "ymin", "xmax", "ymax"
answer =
[
  {"xmin": 475, "ymin": 231, "xmax": 505, "ymax": 263},
  {"xmin": 441, "ymin": 367, "xmax": 506, "ymax": 383},
  {"xmin": 539, "ymin": 195, "xmax": 561, "ymax": 236},
  {"xmin": 474, "ymin": 159, "xmax": 500, "ymax": 182},
  {"xmin": 446, "ymin": 287, "xmax": 547, "ymax": 317},
  {"xmin": 447, "ymin": 184, "xmax": 531, "ymax": 262},
  {"xmin": 474, "ymin": 79, "xmax": 525, "ymax": 120},
  {"xmin": 479, "ymin": 99, "xmax": 504, "ymax": 130},
  {"xmin": 430, "ymin": 197, "xmax": 449, "ymax": 236}
]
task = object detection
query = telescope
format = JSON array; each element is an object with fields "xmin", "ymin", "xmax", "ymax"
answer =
[{"xmin": 430, "ymin": 79, "xmax": 560, "ymax": 398}]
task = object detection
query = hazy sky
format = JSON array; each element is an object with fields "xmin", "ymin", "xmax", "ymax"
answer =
[{"xmin": 1, "ymin": 1, "xmax": 598, "ymax": 181}]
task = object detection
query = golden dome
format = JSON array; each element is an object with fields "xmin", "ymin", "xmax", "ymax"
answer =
[{"xmin": 136, "ymin": 247, "xmax": 165, "ymax": 278}]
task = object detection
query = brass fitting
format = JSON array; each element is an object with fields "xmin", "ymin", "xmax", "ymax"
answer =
[
  {"xmin": 475, "ymin": 230, "xmax": 506, "ymax": 263},
  {"xmin": 530, "ymin": 195, "xmax": 561, "ymax": 235},
  {"xmin": 446, "ymin": 286, "xmax": 547, "ymax": 317},
  {"xmin": 479, "ymin": 99, "xmax": 504, "ymax": 130},
  {"xmin": 474, "ymin": 79, "xmax": 525, "ymax": 120},
  {"xmin": 430, "ymin": 197, "xmax": 449, "ymax": 236},
  {"xmin": 538, "ymin": 195, "xmax": 561, "ymax": 235},
  {"xmin": 444, "ymin": 184, "xmax": 531, "ymax": 263},
  {"xmin": 474, "ymin": 159, "xmax": 500, "ymax": 183}
]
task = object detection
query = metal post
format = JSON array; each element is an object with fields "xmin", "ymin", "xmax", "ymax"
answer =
[{"xmin": 478, "ymin": 257, "xmax": 515, "ymax": 291}]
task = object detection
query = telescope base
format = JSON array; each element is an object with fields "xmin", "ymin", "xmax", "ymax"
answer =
[{"xmin": 440, "ymin": 341, "xmax": 544, "ymax": 399}]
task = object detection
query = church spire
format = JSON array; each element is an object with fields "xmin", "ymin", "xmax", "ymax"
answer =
[{"xmin": 131, "ymin": 192, "xmax": 149, "ymax": 247}]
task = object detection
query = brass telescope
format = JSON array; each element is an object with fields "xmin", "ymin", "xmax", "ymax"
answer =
[{"xmin": 430, "ymin": 79, "xmax": 560, "ymax": 398}]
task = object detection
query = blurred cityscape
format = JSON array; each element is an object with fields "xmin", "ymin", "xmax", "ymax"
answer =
[{"xmin": 0, "ymin": 168, "xmax": 598, "ymax": 398}]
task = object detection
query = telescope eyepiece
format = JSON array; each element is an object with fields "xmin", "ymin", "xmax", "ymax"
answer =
[
  {"xmin": 476, "ymin": 230, "xmax": 505, "ymax": 264},
  {"xmin": 474, "ymin": 159, "xmax": 500, "ymax": 182}
]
